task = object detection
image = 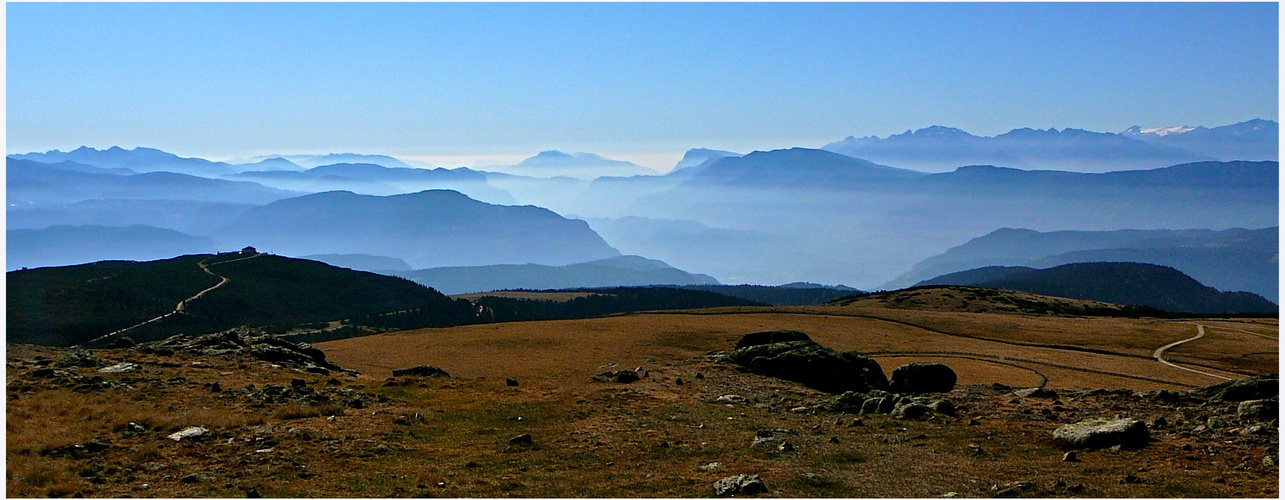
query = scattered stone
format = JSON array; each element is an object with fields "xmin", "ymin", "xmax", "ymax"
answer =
[
  {"xmin": 1207, "ymin": 416, "xmax": 1229, "ymax": 430},
  {"xmin": 97, "ymin": 362, "xmax": 140, "ymax": 374},
  {"xmin": 1062, "ymin": 451, "xmax": 1079, "ymax": 462},
  {"xmin": 695, "ymin": 372, "xmax": 705, "ymax": 380},
  {"xmin": 180, "ymin": 473, "xmax": 213, "ymax": 484},
  {"xmin": 168, "ymin": 426, "xmax": 211, "ymax": 442},
  {"xmin": 1013, "ymin": 387, "xmax": 1058, "ymax": 399},
  {"xmin": 713, "ymin": 474, "xmax": 767, "ymax": 497},
  {"xmin": 728, "ymin": 334, "xmax": 889, "ymax": 393},
  {"xmin": 992, "ymin": 481, "xmax": 1034, "ymax": 498},
  {"xmin": 699, "ymin": 462, "xmax": 724, "ymax": 471},
  {"xmin": 1238, "ymin": 398, "xmax": 1278, "ymax": 421},
  {"xmin": 593, "ymin": 370, "xmax": 641, "ymax": 384},
  {"xmin": 290, "ymin": 379, "xmax": 307, "ymax": 388},
  {"xmin": 304, "ymin": 365, "xmax": 330, "ymax": 375},
  {"xmin": 509, "ymin": 433, "xmax": 534, "ymax": 447},
  {"xmin": 715, "ymin": 394, "xmax": 750, "ymax": 404},
  {"xmin": 1120, "ymin": 474, "xmax": 1142, "ymax": 484},
  {"xmin": 1052, "ymin": 418, "xmax": 1150, "ymax": 450},
  {"xmin": 54, "ymin": 349, "xmax": 105, "ymax": 368},
  {"xmin": 392, "ymin": 365, "xmax": 450, "ymax": 378},
  {"xmin": 939, "ymin": 493, "xmax": 959, "ymax": 498},
  {"xmin": 1151, "ymin": 416, "xmax": 1168, "ymax": 429},
  {"xmin": 777, "ymin": 441, "xmax": 795, "ymax": 452},
  {"xmin": 848, "ymin": 418, "xmax": 865, "ymax": 427},
  {"xmin": 829, "ymin": 436, "xmax": 840, "ymax": 444},
  {"xmin": 889, "ymin": 362, "xmax": 956, "ymax": 394},
  {"xmin": 246, "ymin": 487, "xmax": 261, "ymax": 498},
  {"xmin": 506, "ymin": 378, "xmax": 519, "ymax": 387},
  {"xmin": 968, "ymin": 418, "xmax": 981, "ymax": 426}
]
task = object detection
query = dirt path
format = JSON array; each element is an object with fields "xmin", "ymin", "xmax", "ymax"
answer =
[
  {"xmin": 1152, "ymin": 324, "xmax": 1233, "ymax": 382},
  {"xmin": 83, "ymin": 253, "xmax": 261, "ymax": 346}
]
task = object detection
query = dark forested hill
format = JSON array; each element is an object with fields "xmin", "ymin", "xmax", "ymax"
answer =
[{"xmin": 918, "ymin": 262, "xmax": 1277, "ymax": 314}]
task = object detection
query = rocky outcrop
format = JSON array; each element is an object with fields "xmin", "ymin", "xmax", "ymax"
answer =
[
  {"xmin": 593, "ymin": 370, "xmax": 641, "ymax": 383},
  {"xmin": 1052, "ymin": 418, "xmax": 1150, "ymax": 450},
  {"xmin": 391, "ymin": 365, "xmax": 450, "ymax": 378},
  {"xmin": 889, "ymin": 363, "xmax": 957, "ymax": 394},
  {"xmin": 137, "ymin": 327, "xmax": 354, "ymax": 374},
  {"xmin": 734, "ymin": 330, "xmax": 814, "ymax": 349},
  {"xmin": 1186, "ymin": 374, "xmax": 1278, "ymax": 402},
  {"xmin": 728, "ymin": 332, "xmax": 888, "ymax": 393},
  {"xmin": 714, "ymin": 474, "xmax": 767, "ymax": 497}
]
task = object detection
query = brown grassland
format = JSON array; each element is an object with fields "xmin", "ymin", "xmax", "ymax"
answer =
[{"xmin": 6, "ymin": 287, "xmax": 1279, "ymax": 497}]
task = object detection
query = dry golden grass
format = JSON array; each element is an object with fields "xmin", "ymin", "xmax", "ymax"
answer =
[{"xmin": 6, "ymin": 301, "xmax": 1278, "ymax": 498}]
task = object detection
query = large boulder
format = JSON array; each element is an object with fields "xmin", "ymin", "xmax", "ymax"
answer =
[
  {"xmin": 729, "ymin": 335, "xmax": 888, "ymax": 394},
  {"xmin": 713, "ymin": 474, "xmax": 767, "ymax": 497},
  {"xmin": 1052, "ymin": 418, "xmax": 1150, "ymax": 450},
  {"xmin": 735, "ymin": 330, "xmax": 813, "ymax": 349},
  {"xmin": 1238, "ymin": 398, "xmax": 1278, "ymax": 421},
  {"xmin": 889, "ymin": 363, "xmax": 957, "ymax": 394},
  {"xmin": 1187, "ymin": 374, "xmax": 1278, "ymax": 402}
]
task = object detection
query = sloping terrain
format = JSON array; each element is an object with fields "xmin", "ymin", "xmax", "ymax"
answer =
[
  {"xmin": 6, "ymin": 253, "xmax": 472, "ymax": 347},
  {"xmin": 7, "ymin": 299, "xmax": 1275, "ymax": 497},
  {"xmin": 916, "ymin": 263, "xmax": 1277, "ymax": 314}
]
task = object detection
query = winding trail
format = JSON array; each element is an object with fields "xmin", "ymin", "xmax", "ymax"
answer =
[
  {"xmin": 1152, "ymin": 324, "xmax": 1233, "ymax": 382},
  {"xmin": 83, "ymin": 253, "xmax": 262, "ymax": 346}
]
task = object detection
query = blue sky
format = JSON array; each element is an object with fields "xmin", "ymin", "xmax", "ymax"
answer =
[{"xmin": 7, "ymin": 2, "xmax": 1279, "ymax": 170}]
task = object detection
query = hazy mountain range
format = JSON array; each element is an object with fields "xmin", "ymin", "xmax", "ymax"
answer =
[
  {"xmin": 484, "ymin": 150, "xmax": 659, "ymax": 179},
  {"xmin": 822, "ymin": 119, "xmax": 1276, "ymax": 173},
  {"xmin": 7, "ymin": 118, "xmax": 1276, "ymax": 296}
]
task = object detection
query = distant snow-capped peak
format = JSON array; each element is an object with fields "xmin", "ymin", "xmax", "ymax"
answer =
[{"xmin": 1123, "ymin": 125, "xmax": 1195, "ymax": 136}]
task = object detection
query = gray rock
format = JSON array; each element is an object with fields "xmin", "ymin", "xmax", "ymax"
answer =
[
  {"xmin": 929, "ymin": 400, "xmax": 957, "ymax": 416},
  {"xmin": 714, "ymin": 474, "xmax": 767, "ymax": 497},
  {"xmin": 728, "ymin": 337, "xmax": 888, "ymax": 393},
  {"xmin": 1052, "ymin": 418, "xmax": 1150, "ymax": 450},
  {"xmin": 167, "ymin": 426, "xmax": 211, "ymax": 442},
  {"xmin": 1062, "ymin": 451, "xmax": 1079, "ymax": 462},
  {"xmin": 593, "ymin": 370, "xmax": 640, "ymax": 383},
  {"xmin": 54, "ymin": 348, "xmax": 104, "ymax": 368},
  {"xmin": 1186, "ymin": 374, "xmax": 1278, "ymax": 402},
  {"xmin": 889, "ymin": 363, "xmax": 956, "ymax": 394},
  {"xmin": 893, "ymin": 402, "xmax": 932, "ymax": 420},
  {"xmin": 1238, "ymin": 398, "xmax": 1278, "ymax": 421},
  {"xmin": 860, "ymin": 398, "xmax": 882, "ymax": 415},
  {"xmin": 97, "ymin": 362, "xmax": 140, "ymax": 374},
  {"xmin": 509, "ymin": 433, "xmax": 534, "ymax": 447},
  {"xmin": 391, "ymin": 365, "xmax": 451, "ymax": 378},
  {"xmin": 992, "ymin": 481, "xmax": 1034, "ymax": 498},
  {"xmin": 1013, "ymin": 387, "xmax": 1058, "ymax": 399},
  {"xmin": 750, "ymin": 436, "xmax": 782, "ymax": 448},
  {"xmin": 829, "ymin": 391, "xmax": 868, "ymax": 413},
  {"xmin": 1207, "ymin": 416, "xmax": 1230, "ymax": 430},
  {"xmin": 716, "ymin": 394, "xmax": 750, "ymax": 404},
  {"xmin": 699, "ymin": 462, "xmax": 724, "ymax": 471}
]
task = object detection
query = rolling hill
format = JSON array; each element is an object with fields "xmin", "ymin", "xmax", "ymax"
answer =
[
  {"xmin": 6, "ymin": 253, "xmax": 476, "ymax": 346},
  {"xmin": 917, "ymin": 262, "xmax": 1277, "ymax": 314},
  {"xmin": 7, "ymin": 158, "xmax": 300, "ymax": 206}
]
